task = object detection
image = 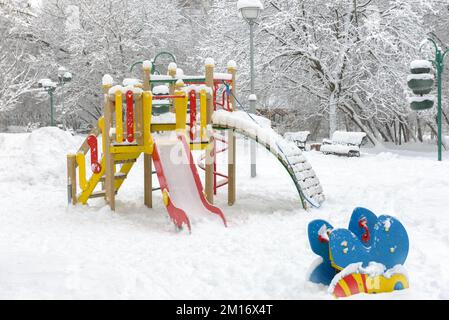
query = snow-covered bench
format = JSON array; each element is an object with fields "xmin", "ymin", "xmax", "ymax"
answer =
[
  {"xmin": 321, "ymin": 131, "xmax": 367, "ymax": 157},
  {"xmin": 284, "ymin": 131, "xmax": 310, "ymax": 150}
]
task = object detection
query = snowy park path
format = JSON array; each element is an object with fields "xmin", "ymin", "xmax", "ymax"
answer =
[{"xmin": 1, "ymin": 128, "xmax": 449, "ymax": 299}]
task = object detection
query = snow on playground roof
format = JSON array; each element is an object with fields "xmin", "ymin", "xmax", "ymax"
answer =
[
  {"xmin": 122, "ymin": 78, "xmax": 142, "ymax": 86},
  {"xmin": 237, "ymin": 0, "xmax": 264, "ymax": 9},
  {"xmin": 107, "ymin": 84, "xmax": 142, "ymax": 95},
  {"xmin": 214, "ymin": 73, "xmax": 232, "ymax": 80},
  {"xmin": 152, "ymin": 85, "xmax": 169, "ymax": 95},
  {"xmin": 151, "ymin": 75, "xmax": 173, "ymax": 81},
  {"xmin": 410, "ymin": 60, "xmax": 433, "ymax": 70},
  {"xmin": 181, "ymin": 84, "xmax": 213, "ymax": 95}
]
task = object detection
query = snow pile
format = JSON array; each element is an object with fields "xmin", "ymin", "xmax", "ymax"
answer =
[{"xmin": 0, "ymin": 127, "xmax": 83, "ymax": 185}]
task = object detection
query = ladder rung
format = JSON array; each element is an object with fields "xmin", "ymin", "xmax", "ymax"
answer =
[
  {"xmin": 114, "ymin": 158, "xmax": 136, "ymax": 164},
  {"xmin": 111, "ymin": 141, "xmax": 139, "ymax": 146},
  {"xmin": 89, "ymin": 190, "xmax": 118, "ymax": 199},
  {"xmin": 99, "ymin": 173, "xmax": 127, "ymax": 182}
]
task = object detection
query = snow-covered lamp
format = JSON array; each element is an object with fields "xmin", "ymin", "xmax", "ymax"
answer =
[
  {"xmin": 238, "ymin": 0, "xmax": 264, "ymax": 21},
  {"xmin": 58, "ymin": 66, "xmax": 72, "ymax": 83}
]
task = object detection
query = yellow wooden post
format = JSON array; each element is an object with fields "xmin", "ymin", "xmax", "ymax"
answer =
[
  {"xmin": 100, "ymin": 83, "xmax": 111, "ymax": 192},
  {"xmin": 104, "ymin": 92, "xmax": 116, "ymax": 210},
  {"xmin": 143, "ymin": 62, "xmax": 153, "ymax": 208},
  {"xmin": 200, "ymin": 89, "xmax": 207, "ymax": 141},
  {"xmin": 76, "ymin": 152, "xmax": 88, "ymax": 190},
  {"xmin": 168, "ymin": 63, "xmax": 177, "ymax": 113},
  {"xmin": 205, "ymin": 58, "xmax": 215, "ymax": 204},
  {"xmin": 67, "ymin": 154, "xmax": 77, "ymax": 205},
  {"xmin": 175, "ymin": 80, "xmax": 187, "ymax": 133},
  {"xmin": 135, "ymin": 92, "xmax": 143, "ymax": 146},
  {"xmin": 227, "ymin": 61, "xmax": 237, "ymax": 205},
  {"xmin": 115, "ymin": 90, "xmax": 123, "ymax": 143}
]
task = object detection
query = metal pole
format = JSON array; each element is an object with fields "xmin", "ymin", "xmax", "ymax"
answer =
[
  {"xmin": 437, "ymin": 51, "xmax": 443, "ymax": 161},
  {"xmin": 49, "ymin": 90, "xmax": 55, "ymax": 126},
  {"xmin": 249, "ymin": 20, "xmax": 257, "ymax": 177},
  {"xmin": 61, "ymin": 80, "xmax": 65, "ymax": 111}
]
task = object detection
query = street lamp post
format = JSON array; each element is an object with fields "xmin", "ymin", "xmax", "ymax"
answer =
[
  {"xmin": 57, "ymin": 66, "xmax": 73, "ymax": 112},
  {"xmin": 421, "ymin": 38, "xmax": 449, "ymax": 161},
  {"xmin": 38, "ymin": 79, "xmax": 57, "ymax": 126},
  {"xmin": 38, "ymin": 67, "xmax": 72, "ymax": 127},
  {"xmin": 238, "ymin": 0, "xmax": 264, "ymax": 178}
]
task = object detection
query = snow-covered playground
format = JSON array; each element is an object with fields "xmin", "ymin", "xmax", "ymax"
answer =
[{"xmin": 1, "ymin": 127, "xmax": 448, "ymax": 299}]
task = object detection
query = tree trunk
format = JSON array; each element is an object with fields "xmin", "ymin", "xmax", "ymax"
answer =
[
  {"xmin": 416, "ymin": 115, "xmax": 423, "ymax": 142},
  {"xmin": 385, "ymin": 123, "xmax": 394, "ymax": 142},
  {"xmin": 339, "ymin": 103, "xmax": 382, "ymax": 146}
]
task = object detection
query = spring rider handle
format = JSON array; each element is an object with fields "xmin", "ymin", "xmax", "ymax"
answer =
[{"xmin": 358, "ymin": 217, "xmax": 370, "ymax": 243}]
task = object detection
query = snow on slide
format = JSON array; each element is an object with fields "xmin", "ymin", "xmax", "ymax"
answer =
[
  {"xmin": 212, "ymin": 110, "xmax": 325, "ymax": 206},
  {"xmin": 152, "ymin": 134, "xmax": 227, "ymax": 231}
]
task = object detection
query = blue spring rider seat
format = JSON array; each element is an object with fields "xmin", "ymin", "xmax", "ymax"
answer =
[{"xmin": 308, "ymin": 207, "xmax": 409, "ymax": 298}]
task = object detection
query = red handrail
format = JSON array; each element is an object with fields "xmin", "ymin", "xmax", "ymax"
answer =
[
  {"xmin": 126, "ymin": 90, "xmax": 134, "ymax": 143},
  {"xmin": 152, "ymin": 95, "xmax": 185, "ymax": 100},
  {"xmin": 87, "ymin": 134, "xmax": 102, "ymax": 174},
  {"xmin": 189, "ymin": 90, "xmax": 196, "ymax": 141}
]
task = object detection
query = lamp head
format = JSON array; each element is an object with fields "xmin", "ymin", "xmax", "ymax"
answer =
[{"xmin": 237, "ymin": 0, "xmax": 263, "ymax": 21}]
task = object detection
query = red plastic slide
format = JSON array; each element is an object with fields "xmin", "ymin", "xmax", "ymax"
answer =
[{"xmin": 152, "ymin": 134, "xmax": 227, "ymax": 232}]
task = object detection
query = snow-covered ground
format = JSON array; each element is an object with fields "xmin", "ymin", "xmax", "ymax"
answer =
[{"xmin": 1, "ymin": 127, "xmax": 449, "ymax": 299}]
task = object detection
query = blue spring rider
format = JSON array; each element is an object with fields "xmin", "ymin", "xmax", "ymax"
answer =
[{"xmin": 308, "ymin": 207, "xmax": 409, "ymax": 298}]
